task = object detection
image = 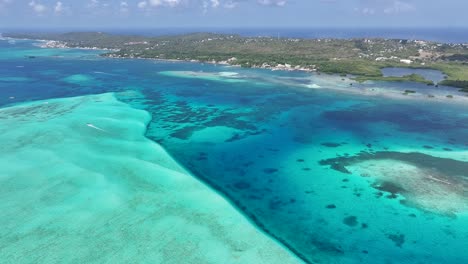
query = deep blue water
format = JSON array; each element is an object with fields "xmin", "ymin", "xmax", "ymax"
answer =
[{"xmin": 1, "ymin": 39, "xmax": 468, "ymax": 263}]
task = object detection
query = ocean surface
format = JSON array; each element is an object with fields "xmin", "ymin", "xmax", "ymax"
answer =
[{"xmin": 0, "ymin": 38, "xmax": 467, "ymax": 264}]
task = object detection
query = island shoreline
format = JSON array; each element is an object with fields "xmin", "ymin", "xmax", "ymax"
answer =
[{"xmin": 4, "ymin": 31, "xmax": 468, "ymax": 92}]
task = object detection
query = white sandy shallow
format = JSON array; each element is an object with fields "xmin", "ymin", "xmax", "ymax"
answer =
[
  {"xmin": 348, "ymin": 159, "xmax": 467, "ymax": 215},
  {"xmin": 0, "ymin": 93, "xmax": 302, "ymax": 264}
]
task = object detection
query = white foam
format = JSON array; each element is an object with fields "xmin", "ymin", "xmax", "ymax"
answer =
[{"xmin": 86, "ymin": 123, "xmax": 107, "ymax": 132}]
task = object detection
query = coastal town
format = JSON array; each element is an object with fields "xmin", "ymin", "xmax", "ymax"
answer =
[{"xmin": 6, "ymin": 32, "xmax": 468, "ymax": 90}]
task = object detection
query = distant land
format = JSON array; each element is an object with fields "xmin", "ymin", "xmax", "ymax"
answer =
[
  {"xmin": 4, "ymin": 28, "xmax": 468, "ymax": 43},
  {"xmin": 4, "ymin": 31, "xmax": 468, "ymax": 91}
]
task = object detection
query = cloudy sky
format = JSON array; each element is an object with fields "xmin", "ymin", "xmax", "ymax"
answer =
[{"xmin": 1, "ymin": 0, "xmax": 467, "ymax": 28}]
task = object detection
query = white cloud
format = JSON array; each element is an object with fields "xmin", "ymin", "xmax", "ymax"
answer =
[
  {"xmin": 223, "ymin": 0, "xmax": 238, "ymax": 9},
  {"xmin": 210, "ymin": 0, "xmax": 220, "ymax": 8},
  {"xmin": 363, "ymin": 7, "xmax": 375, "ymax": 15},
  {"xmin": 85, "ymin": 0, "xmax": 115, "ymax": 15},
  {"xmin": 54, "ymin": 1, "xmax": 62, "ymax": 12},
  {"xmin": 120, "ymin": 1, "xmax": 129, "ymax": 12},
  {"xmin": 54, "ymin": 1, "xmax": 64, "ymax": 13},
  {"xmin": 54, "ymin": 1, "xmax": 71, "ymax": 15},
  {"xmin": 29, "ymin": 1, "xmax": 47, "ymax": 13},
  {"xmin": 202, "ymin": 0, "xmax": 220, "ymax": 13},
  {"xmin": 149, "ymin": 0, "xmax": 181, "ymax": 7},
  {"xmin": 355, "ymin": 0, "xmax": 415, "ymax": 15},
  {"xmin": 202, "ymin": 0, "xmax": 208, "ymax": 12},
  {"xmin": 137, "ymin": 1, "xmax": 147, "ymax": 9},
  {"xmin": 87, "ymin": 0, "xmax": 100, "ymax": 8},
  {"xmin": 148, "ymin": 0, "xmax": 161, "ymax": 6},
  {"xmin": 137, "ymin": 0, "xmax": 182, "ymax": 9},
  {"xmin": 257, "ymin": 0, "xmax": 287, "ymax": 7},
  {"xmin": 136, "ymin": 0, "xmax": 289, "ymax": 12},
  {"xmin": 383, "ymin": 0, "xmax": 414, "ymax": 14}
]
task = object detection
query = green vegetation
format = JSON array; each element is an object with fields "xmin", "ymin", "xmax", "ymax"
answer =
[
  {"xmin": 441, "ymin": 54, "xmax": 468, "ymax": 61},
  {"xmin": 428, "ymin": 63, "xmax": 468, "ymax": 92},
  {"xmin": 440, "ymin": 80, "xmax": 468, "ymax": 92},
  {"xmin": 4, "ymin": 31, "xmax": 468, "ymax": 90},
  {"xmin": 403, "ymin": 90, "xmax": 417, "ymax": 95},
  {"xmin": 313, "ymin": 60, "xmax": 384, "ymax": 76},
  {"xmin": 354, "ymin": 73, "xmax": 434, "ymax": 85}
]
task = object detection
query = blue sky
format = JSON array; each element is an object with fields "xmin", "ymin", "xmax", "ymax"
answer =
[{"xmin": 1, "ymin": 0, "xmax": 467, "ymax": 28}]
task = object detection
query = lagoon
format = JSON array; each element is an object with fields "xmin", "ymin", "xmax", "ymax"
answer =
[{"xmin": 381, "ymin": 67, "xmax": 447, "ymax": 83}]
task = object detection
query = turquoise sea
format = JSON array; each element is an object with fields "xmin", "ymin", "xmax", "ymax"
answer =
[{"xmin": 0, "ymin": 38, "xmax": 467, "ymax": 263}]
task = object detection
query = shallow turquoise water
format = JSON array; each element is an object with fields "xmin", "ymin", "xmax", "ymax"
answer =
[
  {"xmin": 0, "ymin": 92, "xmax": 301, "ymax": 264},
  {"xmin": 1, "ymin": 38, "xmax": 467, "ymax": 263}
]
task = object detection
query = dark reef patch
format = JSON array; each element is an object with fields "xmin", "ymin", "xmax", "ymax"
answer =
[
  {"xmin": 387, "ymin": 233, "xmax": 405, "ymax": 248},
  {"xmin": 325, "ymin": 162, "xmax": 351, "ymax": 174},
  {"xmin": 309, "ymin": 236, "xmax": 344, "ymax": 255},
  {"xmin": 269, "ymin": 199, "xmax": 284, "ymax": 210},
  {"xmin": 169, "ymin": 126, "xmax": 201, "ymax": 139},
  {"xmin": 234, "ymin": 181, "xmax": 251, "ymax": 190},
  {"xmin": 372, "ymin": 181, "xmax": 406, "ymax": 197},
  {"xmin": 263, "ymin": 168, "xmax": 278, "ymax": 174},
  {"xmin": 343, "ymin": 216, "xmax": 358, "ymax": 227},
  {"xmin": 321, "ymin": 142, "xmax": 343, "ymax": 148},
  {"xmin": 326, "ymin": 204, "xmax": 337, "ymax": 209}
]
